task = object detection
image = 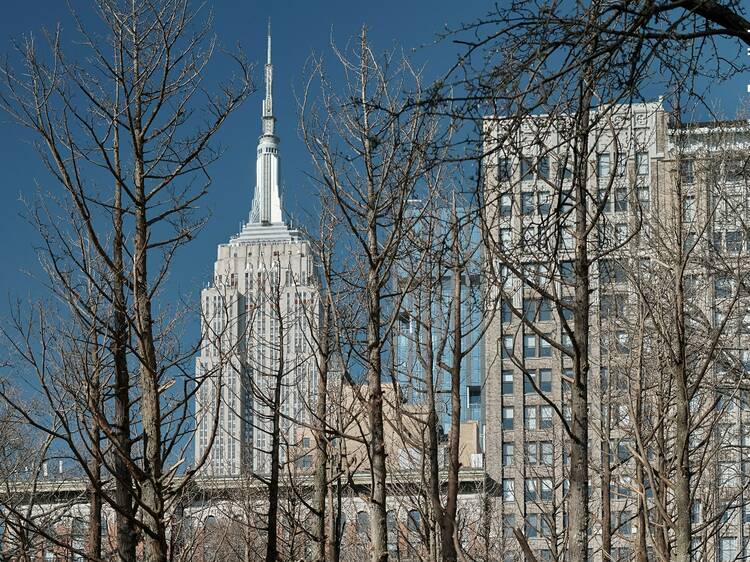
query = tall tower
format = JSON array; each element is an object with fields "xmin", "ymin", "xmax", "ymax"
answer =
[{"xmin": 195, "ymin": 23, "xmax": 319, "ymax": 477}]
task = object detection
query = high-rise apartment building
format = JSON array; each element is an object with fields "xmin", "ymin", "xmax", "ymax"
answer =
[
  {"xmin": 393, "ymin": 202, "xmax": 485, "ymax": 437},
  {"xmin": 483, "ymin": 102, "xmax": 750, "ymax": 561},
  {"xmin": 195, "ymin": 28, "xmax": 318, "ymax": 477}
]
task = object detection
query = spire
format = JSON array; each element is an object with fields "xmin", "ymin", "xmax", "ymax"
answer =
[
  {"xmin": 262, "ymin": 18, "xmax": 274, "ymax": 135},
  {"xmin": 249, "ymin": 19, "xmax": 283, "ymax": 226}
]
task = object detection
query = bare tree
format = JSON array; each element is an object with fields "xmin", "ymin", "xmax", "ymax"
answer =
[{"xmin": 0, "ymin": 2, "xmax": 251, "ymax": 561}]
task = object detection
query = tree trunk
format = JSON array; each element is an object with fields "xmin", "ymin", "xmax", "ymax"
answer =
[
  {"xmin": 265, "ymin": 299, "xmax": 285, "ymax": 562},
  {"xmin": 313, "ymin": 299, "xmax": 331, "ymax": 562},
  {"xmin": 111, "ymin": 94, "xmax": 136, "ymax": 562},
  {"xmin": 133, "ymin": 103, "xmax": 168, "ymax": 562},
  {"xmin": 442, "ymin": 264, "xmax": 463, "ymax": 562},
  {"xmin": 569, "ymin": 86, "xmax": 593, "ymax": 562}
]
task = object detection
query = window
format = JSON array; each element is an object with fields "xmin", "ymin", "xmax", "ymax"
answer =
[
  {"xmin": 720, "ymin": 537, "xmax": 738, "ymax": 562},
  {"xmin": 503, "ymin": 478, "xmax": 515, "ymax": 502},
  {"xmin": 526, "ymin": 442, "xmax": 538, "ymax": 465},
  {"xmin": 502, "ymin": 370, "xmax": 514, "ymax": 395},
  {"xmin": 541, "ymin": 478, "xmax": 553, "ymax": 501},
  {"xmin": 726, "ymin": 231, "xmax": 742, "ymax": 253},
  {"xmin": 560, "ymin": 260, "xmax": 574, "ymax": 284},
  {"xmin": 525, "ymin": 514, "xmax": 539, "ymax": 538},
  {"xmin": 616, "ymin": 152, "xmax": 627, "ymax": 176},
  {"xmin": 498, "ymin": 157, "xmax": 512, "ymax": 181},
  {"xmin": 503, "ymin": 514, "xmax": 516, "ymax": 537},
  {"xmin": 597, "ymin": 187, "xmax": 611, "ymax": 213},
  {"xmin": 500, "ymin": 228, "xmax": 512, "ymax": 249},
  {"xmin": 525, "ymin": 478, "xmax": 539, "ymax": 501},
  {"xmin": 682, "ymin": 195, "xmax": 696, "ymax": 223},
  {"xmin": 356, "ymin": 511, "xmax": 370, "ymax": 535},
  {"xmin": 539, "ymin": 338, "xmax": 552, "ymax": 357},
  {"xmin": 615, "ymin": 223, "xmax": 628, "ymax": 244},
  {"xmin": 538, "ymin": 191, "xmax": 551, "ymax": 215},
  {"xmin": 539, "ymin": 369, "xmax": 552, "ymax": 392},
  {"xmin": 600, "ymin": 259, "xmax": 626, "ymax": 284},
  {"xmin": 691, "ymin": 501, "xmax": 702, "ymax": 525},
  {"xmin": 524, "ymin": 334, "xmax": 537, "ymax": 358},
  {"xmin": 719, "ymin": 461, "xmax": 738, "ymax": 487},
  {"xmin": 524, "ymin": 298, "xmax": 552, "ymax": 322},
  {"xmin": 502, "ymin": 406, "xmax": 515, "ymax": 430},
  {"xmin": 407, "ymin": 510, "xmax": 420, "ymax": 533},
  {"xmin": 614, "ymin": 187, "xmax": 627, "ymax": 212},
  {"xmin": 524, "ymin": 370, "xmax": 537, "ymax": 395},
  {"xmin": 502, "ymin": 335, "xmax": 514, "ymax": 358},
  {"xmin": 636, "ymin": 152, "xmax": 649, "ymax": 176},
  {"xmin": 540, "ymin": 405, "xmax": 553, "ymax": 428},
  {"xmin": 500, "ymin": 193, "xmax": 512, "ymax": 217},
  {"xmin": 525, "ymin": 406, "xmax": 538, "ymax": 430},
  {"xmin": 521, "ymin": 157, "xmax": 533, "ymax": 180},
  {"xmin": 680, "ymin": 160, "xmax": 695, "ymax": 184},
  {"xmin": 541, "ymin": 441, "xmax": 553, "ymax": 465},
  {"xmin": 503, "ymin": 442, "xmax": 514, "ymax": 466},
  {"xmin": 597, "ymin": 152, "xmax": 611, "ymax": 178},
  {"xmin": 522, "ymin": 192, "xmax": 535, "ymax": 215},
  {"xmin": 501, "ymin": 301, "xmax": 512, "ymax": 323},
  {"xmin": 558, "ymin": 159, "xmax": 573, "ymax": 180},
  {"xmin": 637, "ymin": 185, "xmax": 650, "ymax": 211},
  {"xmin": 538, "ymin": 156, "xmax": 550, "ymax": 180}
]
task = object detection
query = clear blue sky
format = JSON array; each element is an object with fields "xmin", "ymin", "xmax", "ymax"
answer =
[
  {"xmin": 0, "ymin": 1, "xmax": 747, "ymax": 318},
  {"xmin": 0, "ymin": 0, "xmax": 478, "ymax": 315}
]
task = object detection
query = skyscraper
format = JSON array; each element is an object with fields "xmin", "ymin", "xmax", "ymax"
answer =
[{"xmin": 195, "ymin": 25, "xmax": 318, "ymax": 477}]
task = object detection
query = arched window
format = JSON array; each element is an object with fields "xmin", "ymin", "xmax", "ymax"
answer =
[
  {"xmin": 356, "ymin": 510, "xmax": 370, "ymax": 535},
  {"xmin": 407, "ymin": 509, "xmax": 420, "ymax": 533}
]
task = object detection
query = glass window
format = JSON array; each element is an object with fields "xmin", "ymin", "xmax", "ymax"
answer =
[
  {"xmin": 500, "ymin": 228, "xmax": 512, "ymax": 249},
  {"xmin": 502, "ymin": 370, "xmax": 514, "ymax": 395},
  {"xmin": 500, "ymin": 193, "xmax": 512, "ymax": 217},
  {"xmin": 597, "ymin": 153, "xmax": 610, "ymax": 178},
  {"xmin": 682, "ymin": 195, "xmax": 696, "ymax": 222},
  {"xmin": 522, "ymin": 192, "xmax": 535, "ymax": 215},
  {"xmin": 356, "ymin": 511, "xmax": 370, "ymax": 535},
  {"xmin": 615, "ymin": 223, "xmax": 628, "ymax": 244},
  {"xmin": 524, "ymin": 370, "xmax": 537, "ymax": 395},
  {"xmin": 540, "ymin": 405, "xmax": 553, "ymax": 428},
  {"xmin": 539, "ymin": 369, "xmax": 552, "ymax": 393},
  {"xmin": 597, "ymin": 187, "xmax": 611, "ymax": 213},
  {"xmin": 498, "ymin": 157, "xmax": 512, "ymax": 181},
  {"xmin": 539, "ymin": 338, "xmax": 552, "ymax": 357},
  {"xmin": 502, "ymin": 406, "xmax": 514, "ymax": 430},
  {"xmin": 524, "ymin": 334, "xmax": 537, "ymax": 358},
  {"xmin": 636, "ymin": 152, "xmax": 649, "ymax": 176},
  {"xmin": 614, "ymin": 187, "xmax": 627, "ymax": 212},
  {"xmin": 525, "ymin": 478, "xmax": 538, "ymax": 501},
  {"xmin": 541, "ymin": 441, "xmax": 553, "ymax": 465},
  {"xmin": 502, "ymin": 442, "xmax": 514, "ymax": 466},
  {"xmin": 521, "ymin": 157, "xmax": 533, "ymax": 180},
  {"xmin": 524, "ymin": 299, "xmax": 539, "ymax": 322},
  {"xmin": 407, "ymin": 510, "xmax": 420, "ymax": 533},
  {"xmin": 680, "ymin": 160, "xmax": 694, "ymax": 184},
  {"xmin": 538, "ymin": 156, "xmax": 550, "ymax": 180},
  {"xmin": 538, "ymin": 191, "xmax": 551, "ymax": 215},
  {"xmin": 525, "ymin": 514, "xmax": 539, "ymax": 538},
  {"xmin": 525, "ymin": 406, "xmax": 538, "ymax": 430},
  {"xmin": 502, "ymin": 335, "xmax": 514, "ymax": 358},
  {"xmin": 541, "ymin": 478, "xmax": 553, "ymax": 501},
  {"xmin": 726, "ymin": 231, "xmax": 742, "ymax": 253},
  {"xmin": 503, "ymin": 478, "xmax": 515, "ymax": 502},
  {"xmin": 616, "ymin": 152, "xmax": 627, "ymax": 176},
  {"xmin": 720, "ymin": 537, "xmax": 738, "ymax": 562},
  {"xmin": 501, "ymin": 301, "xmax": 512, "ymax": 323},
  {"xmin": 526, "ymin": 442, "xmax": 538, "ymax": 465}
]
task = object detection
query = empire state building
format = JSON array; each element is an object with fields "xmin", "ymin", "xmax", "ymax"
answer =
[{"xmin": 195, "ymin": 26, "xmax": 318, "ymax": 476}]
